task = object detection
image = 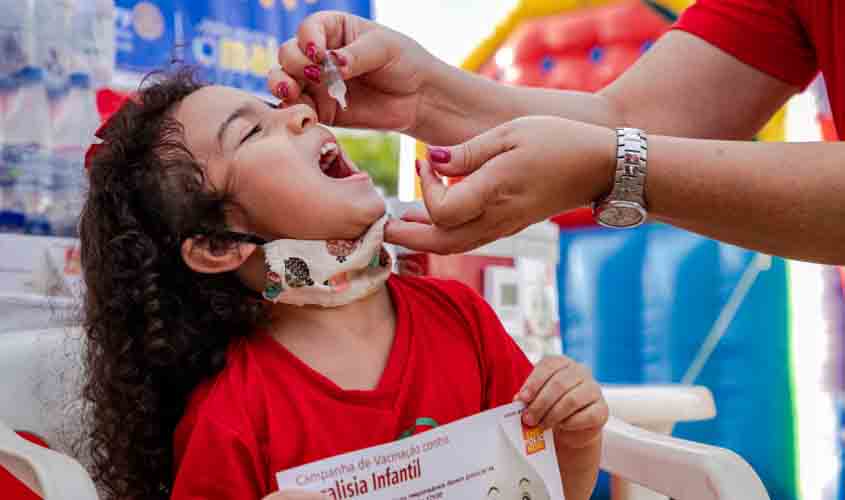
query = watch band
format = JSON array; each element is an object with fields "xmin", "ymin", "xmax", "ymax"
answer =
[{"xmin": 607, "ymin": 127, "xmax": 648, "ymax": 207}]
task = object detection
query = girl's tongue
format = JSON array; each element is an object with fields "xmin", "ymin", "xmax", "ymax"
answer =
[
  {"xmin": 323, "ymin": 154, "xmax": 353, "ymax": 179},
  {"xmin": 319, "ymin": 142, "xmax": 355, "ymax": 179}
]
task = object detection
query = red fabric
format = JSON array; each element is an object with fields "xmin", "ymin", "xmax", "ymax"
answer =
[
  {"xmin": 171, "ymin": 274, "xmax": 533, "ymax": 500},
  {"xmin": 85, "ymin": 89, "xmax": 133, "ymax": 171},
  {"xmin": 95, "ymin": 88, "xmax": 131, "ymax": 123},
  {"xmin": 674, "ymin": 0, "xmax": 845, "ymax": 135},
  {"xmin": 1, "ymin": 432, "xmax": 50, "ymax": 500}
]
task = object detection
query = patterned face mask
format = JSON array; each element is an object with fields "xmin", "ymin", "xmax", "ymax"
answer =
[{"xmin": 224, "ymin": 215, "xmax": 392, "ymax": 307}]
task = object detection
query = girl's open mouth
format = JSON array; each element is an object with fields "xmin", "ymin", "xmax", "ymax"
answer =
[{"xmin": 319, "ymin": 142, "xmax": 356, "ymax": 179}]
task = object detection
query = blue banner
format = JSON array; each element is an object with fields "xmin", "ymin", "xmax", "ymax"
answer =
[{"xmin": 114, "ymin": 0, "xmax": 372, "ymax": 93}]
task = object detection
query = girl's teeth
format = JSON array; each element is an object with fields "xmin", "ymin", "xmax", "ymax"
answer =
[{"xmin": 319, "ymin": 142, "xmax": 340, "ymax": 172}]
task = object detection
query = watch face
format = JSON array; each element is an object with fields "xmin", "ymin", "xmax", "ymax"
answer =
[{"xmin": 597, "ymin": 205, "xmax": 645, "ymax": 228}]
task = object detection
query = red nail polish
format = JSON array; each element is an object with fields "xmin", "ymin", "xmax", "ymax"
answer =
[
  {"xmin": 275, "ymin": 81, "xmax": 290, "ymax": 99},
  {"xmin": 428, "ymin": 147, "xmax": 451, "ymax": 163},
  {"xmin": 304, "ymin": 65, "xmax": 321, "ymax": 84},
  {"xmin": 330, "ymin": 50, "xmax": 348, "ymax": 67},
  {"xmin": 415, "ymin": 160, "xmax": 421, "ymax": 176},
  {"xmin": 305, "ymin": 42, "xmax": 318, "ymax": 62}
]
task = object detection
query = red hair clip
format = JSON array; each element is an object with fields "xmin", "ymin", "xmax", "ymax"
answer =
[
  {"xmin": 84, "ymin": 142, "xmax": 105, "ymax": 171},
  {"xmin": 84, "ymin": 90, "xmax": 134, "ymax": 171}
]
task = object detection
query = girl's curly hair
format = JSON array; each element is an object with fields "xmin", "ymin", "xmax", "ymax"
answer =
[{"xmin": 78, "ymin": 68, "xmax": 265, "ymax": 499}]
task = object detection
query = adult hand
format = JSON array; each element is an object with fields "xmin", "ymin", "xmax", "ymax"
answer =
[
  {"xmin": 269, "ymin": 11, "xmax": 437, "ymax": 131},
  {"xmin": 385, "ymin": 116, "xmax": 617, "ymax": 254}
]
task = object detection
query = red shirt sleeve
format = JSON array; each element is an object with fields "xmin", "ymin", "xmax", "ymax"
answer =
[
  {"xmin": 171, "ymin": 415, "xmax": 267, "ymax": 500},
  {"xmin": 673, "ymin": 0, "xmax": 817, "ymax": 88}
]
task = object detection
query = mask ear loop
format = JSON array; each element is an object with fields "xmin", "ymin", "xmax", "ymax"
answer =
[
  {"xmin": 211, "ymin": 230, "xmax": 285, "ymax": 301},
  {"xmin": 219, "ymin": 231, "xmax": 267, "ymax": 246},
  {"xmin": 181, "ymin": 230, "xmax": 273, "ymax": 299}
]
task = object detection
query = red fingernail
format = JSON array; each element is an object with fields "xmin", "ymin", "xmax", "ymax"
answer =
[
  {"xmin": 428, "ymin": 147, "xmax": 451, "ymax": 163},
  {"xmin": 330, "ymin": 50, "xmax": 348, "ymax": 67},
  {"xmin": 304, "ymin": 65, "xmax": 321, "ymax": 84},
  {"xmin": 415, "ymin": 160, "xmax": 421, "ymax": 176},
  {"xmin": 274, "ymin": 81, "xmax": 290, "ymax": 100},
  {"xmin": 306, "ymin": 42, "xmax": 318, "ymax": 62}
]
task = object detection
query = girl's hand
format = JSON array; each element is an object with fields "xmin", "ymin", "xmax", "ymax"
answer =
[
  {"xmin": 516, "ymin": 356, "xmax": 608, "ymax": 449},
  {"xmin": 515, "ymin": 358, "xmax": 607, "ymax": 500},
  {"xmin": 270, "ymin": 11, "xmax": 438, "ymax": 132},
  {"xmin": 384, "ymin": 116, "xmax": 617, "ymax": 255}
]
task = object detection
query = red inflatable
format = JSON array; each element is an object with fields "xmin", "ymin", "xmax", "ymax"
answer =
[{"xmin": 479, "ymin": 0, "xmax": 673, "ymax": 228}]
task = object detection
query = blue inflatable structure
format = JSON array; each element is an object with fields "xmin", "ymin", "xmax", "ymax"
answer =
[{"xmin": 557, "ymin": 223, "xmax": 797, "ymax": 500}]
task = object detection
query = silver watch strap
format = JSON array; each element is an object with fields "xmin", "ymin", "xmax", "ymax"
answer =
[{"xmin": 607, "ymin": 128, "xmax": 648, "ymax": 206}]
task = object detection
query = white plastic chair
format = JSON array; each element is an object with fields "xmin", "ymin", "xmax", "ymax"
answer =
[
  {"xmin": 601, "ymin": 417, "xmax": 770, "ymax": 500},
  {"xmin": 0, "ymin": 328, "xmax": 770, "ymax": 500},
  {"xmin": 0, "ymin": 328, "xmax": 96, "ymax": 499},
  {"xmin": 0, "ymin": 419, "xmax": 97, "ymax": 499}
]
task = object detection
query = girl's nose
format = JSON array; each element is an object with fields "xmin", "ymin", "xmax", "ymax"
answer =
[{"xmin": 282, "ymin": 104, "xmax": 317, "ymax": 134}]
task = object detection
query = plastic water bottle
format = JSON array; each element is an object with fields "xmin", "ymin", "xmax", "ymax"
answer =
[
  {"xmin": 0, "ymin": 0, "xmax": 36, "ymax": 232},
  {"xmin": 50, "ymin": 72, "xmax": 97, "ymax": 237},
  {"xmin": 34, "ymin": 0, "xmax": 74, "ymax": 108},
  {"xmin": 2, "ymin": 67, "xmax": 53, "ymax": 234},
  {"xmin": 68, "ymin": 0, "xmax": 95, "ymax": 77},
  {"xmin": 93, "ymin": 0, "xmax": 116, "ymax": 88},
  {"xmin": 69, "ymin": 0, "xmax": 115, "ymax": 88},
  {"xmin": 0, "ymin": 0, "xmax": 35, "ymax": 79}
]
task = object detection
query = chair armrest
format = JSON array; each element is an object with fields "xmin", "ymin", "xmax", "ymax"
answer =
[
  {"xmin": 600, "ymin": 417, "xmax": 769, "ymax": 500},
  {"xmin": 0, "ymin": 418, "xmax": 98, "ymax": 500},
  {"xmin": 602, "ymin": 385, "xmax": 716, "ymax": 428}
]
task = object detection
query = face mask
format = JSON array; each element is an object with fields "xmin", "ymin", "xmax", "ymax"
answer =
[{"xmin": 227, "ymin": 215, "xmax": 392, "ymax": 308}]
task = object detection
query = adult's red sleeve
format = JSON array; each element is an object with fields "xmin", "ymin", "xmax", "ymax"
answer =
[{"xmin": 673, "ymin": 0, "xmax": 817, "ymax": 88}]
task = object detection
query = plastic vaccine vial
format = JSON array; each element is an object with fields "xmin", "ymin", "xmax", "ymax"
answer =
[{"xmin": 322, "ymin": 57, "xmax": 347, "ymax": 109}]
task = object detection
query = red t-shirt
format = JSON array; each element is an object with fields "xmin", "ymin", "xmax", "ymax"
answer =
[
  {"xmin": 170, "ymin": 275, "xmax": 533, "ymax": 500},
  {"xmin": 674, "ymin": 0, "xmax": 843, "ymax": 133}
]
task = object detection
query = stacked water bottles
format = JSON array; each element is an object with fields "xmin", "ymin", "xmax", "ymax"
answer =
[{"xmin": 0, "ymin": 0, "xmax": 114, "ymax": 236}]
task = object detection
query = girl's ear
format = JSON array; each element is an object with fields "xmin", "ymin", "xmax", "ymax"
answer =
[{"xmin": 181, "ymin": 237, "xmax": 257, "ymax": 274}]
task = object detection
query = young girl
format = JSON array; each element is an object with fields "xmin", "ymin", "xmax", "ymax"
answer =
[{"xmin": 79, "ymin": 69, "xmax": 608, "ymax": 500}]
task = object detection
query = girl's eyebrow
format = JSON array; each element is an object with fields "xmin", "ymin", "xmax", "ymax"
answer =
[
  {"xmin": 216, "ymin": 103, "xmax": 256, "ymax": 151},
  {"xmin": 216, "ymin": 100, "xmax": 279, "ymax": 151}
]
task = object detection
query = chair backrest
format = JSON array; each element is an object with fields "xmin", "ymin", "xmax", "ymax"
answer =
[
  {"xmin": 0, "ymin": 328, "xmax": 97, "ymax": 500},
  {"xmin": 0, "ymin": 328, "xmax": 84, "ymax": 450}
]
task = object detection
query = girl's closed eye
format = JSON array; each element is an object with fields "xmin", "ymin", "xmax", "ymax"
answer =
[{"xmin": 241, "ymin": 123, "xmax": 263, "ymax": 144}]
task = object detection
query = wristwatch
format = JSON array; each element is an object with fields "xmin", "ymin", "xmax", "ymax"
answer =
[{"xmin": 592, "ymin": 127, "xmax": 649, "ymax": 228}]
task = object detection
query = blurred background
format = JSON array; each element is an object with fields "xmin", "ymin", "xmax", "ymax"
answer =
[{"xmin": 0, "ymin": 1, "xmax": 840, "ymax": 500}]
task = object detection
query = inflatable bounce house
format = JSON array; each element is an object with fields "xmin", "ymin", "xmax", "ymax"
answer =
[{"xmin": 450, "ymin": 1, "xmax": 799, "ymax": 499}]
